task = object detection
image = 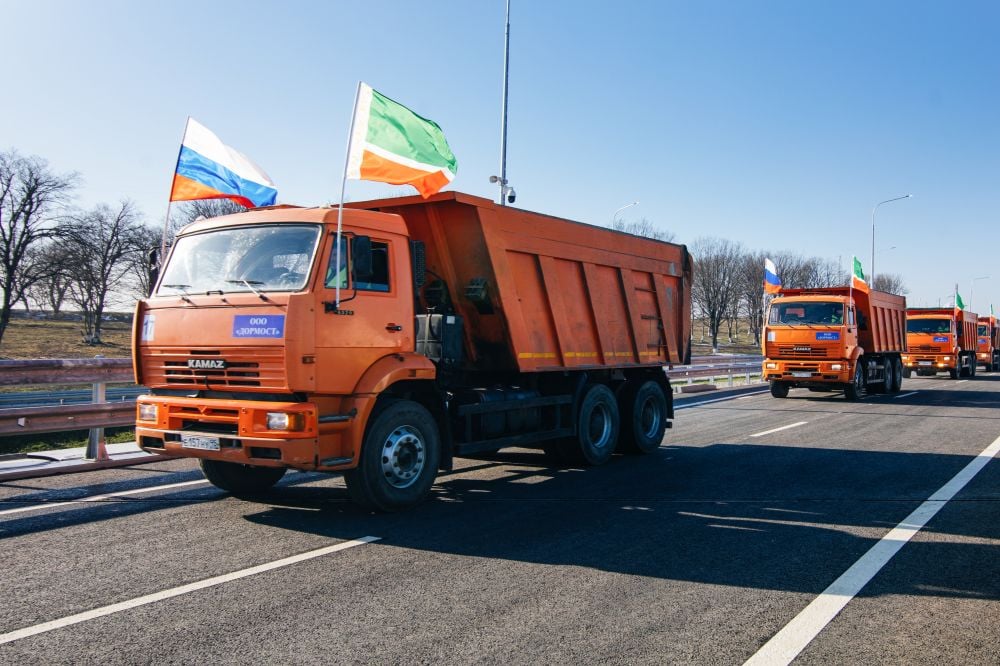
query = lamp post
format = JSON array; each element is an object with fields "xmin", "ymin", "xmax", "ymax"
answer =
[
  {"xmin": 971, "ymin": 275, "xmax": 990, "ymax": 312},
  {"xmin": 497, "ymin": 0, "xmax": 511, "ymax": 206},
  {"xmin": 871, "ymin": 194, "xmax": 911, "ymax": 285},
  {"xmin": 612, "ymin": 201, "xmax": 638, "ymax": 227}
]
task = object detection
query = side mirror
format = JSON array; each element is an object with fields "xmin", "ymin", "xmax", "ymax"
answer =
[{"xmin": 351, "ymin": 236, "xmax": 373, "ymax": 282}]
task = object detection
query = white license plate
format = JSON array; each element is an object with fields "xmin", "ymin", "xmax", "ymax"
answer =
[
  {"xmin": 791, "ymin": 371, "xmax": 812, "ymax": 377},
  {"xmin": 180, "ymin": 434, "xmax": 221, "ymax": 451},
  {"xmin": 918, "ymin": 361, "xmax": 932, "ymax": 366}
]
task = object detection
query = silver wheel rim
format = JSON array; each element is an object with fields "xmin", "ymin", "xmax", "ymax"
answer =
[
  {"xmin": 638, "ymin": 396, "xmax": 662, "ymax": 440},
  {"xmin": 587, "ymin": 402, "xmax": 613, "ymax": 449},
  {"xmin": 381, "ymin": 425, "xmax": 426, "ymax": 489}
]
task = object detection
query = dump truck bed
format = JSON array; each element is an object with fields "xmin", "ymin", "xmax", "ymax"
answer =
[{"xmin": 350, "ymin": 192, "xmax": 692, "ymax": 373}]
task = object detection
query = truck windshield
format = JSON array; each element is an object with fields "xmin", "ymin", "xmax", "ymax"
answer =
[
  {"xmin": 906, "ymin": 319, "xmax": 951, "ymax": 334},
  {"xmin": 769, "ymin": 301, "xmax": 844, "ymax": 325},
  {"xmin": 978, "ymin": 325, "xmax": 989, "ymax": 336},
  {"xmin": 157, "ymin": 224, "xmax": 322, "ymax": 295}
]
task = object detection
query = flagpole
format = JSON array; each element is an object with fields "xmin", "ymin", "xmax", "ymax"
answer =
[
  {"xmin": 160, "ymin": 117, "xmax": 190, "ymax": 264},
  {"xmin": 335, "ymin": 81, "xmax": 363, "ymax": 308}
]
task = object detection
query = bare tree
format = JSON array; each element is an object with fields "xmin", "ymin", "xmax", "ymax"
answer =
[
  {"xmin": 873, "ymin": 272, "xmax": 907, "ymax": 295},
  {"xmin": 25, "ymin": 242, "xmax": 75, "ymax": 314},
  {"xmin": 737, "ymin": 250, "xmax": 768, "ymax": 346},
  {"xmin": 611, "ymin": 217, "xmax": 676, "ymax": 242},
  {"xmin": 63, "ymin": 201, "xmax": 147, "ymax": 343},
  {"xmin": 0, "ymin": 150, "xmax": 77, "ymax": 344},
  {"xmin": 691, "ymin": 237, "xmax": 745, "ymax": 351}
]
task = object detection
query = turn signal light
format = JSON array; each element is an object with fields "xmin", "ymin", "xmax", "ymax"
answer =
[{"xmin": 138, "ymin": 404, "xmax": 158, "ymax": 422}]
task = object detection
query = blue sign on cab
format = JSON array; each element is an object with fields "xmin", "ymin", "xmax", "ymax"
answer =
[
  {"xmin": 816, "ymin": 331, "xmax": 840, "ymax": 341},
  {"xmin": 233, "ymin": 315, "xmax": 286, "ymax": 338}
]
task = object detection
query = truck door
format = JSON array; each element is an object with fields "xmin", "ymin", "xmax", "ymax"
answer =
[{"xmin": 313, "ymin": 231, "xmax": 413, "ymax": 394}]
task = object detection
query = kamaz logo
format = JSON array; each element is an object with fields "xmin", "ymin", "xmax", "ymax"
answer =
[
  {"xmin": 794, "ymin": 346, "xmax": 811, "ymax": 352},
  {"xmin": 187, "ymin": 359, "xmax": 227, "ymax": 370}
]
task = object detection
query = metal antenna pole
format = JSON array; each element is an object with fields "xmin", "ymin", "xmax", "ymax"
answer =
[{"xmin": 499, "ymin": 0, "xmax": 511, "ymax": 206}]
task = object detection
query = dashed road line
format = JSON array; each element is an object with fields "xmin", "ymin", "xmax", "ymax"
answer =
[
  {"xmin": 0, "ymin": 479, "xmax": 211, "ymax": 518},
  {"xmin": 0, "ymin": 536, "xmax": 380, "ymax": 645},
  {"xmin": 893, "ymin": 391, "xmax": 918, "ymax": 399},
  {"xmin": 749, "ymin": 422, "xmax": 808, "ymax": 438}
]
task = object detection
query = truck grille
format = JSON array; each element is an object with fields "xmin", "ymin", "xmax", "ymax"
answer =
[
  {"xmin": 775, "ymin": 346, "xmax": 828, "ymax": 358},
  {"xmin": 141, "ymin": 347, "xmax": 288, "ymax": 390},
  {"xmin": 911, "ymin": 344, "xmax": 944, "ymax": 353}
]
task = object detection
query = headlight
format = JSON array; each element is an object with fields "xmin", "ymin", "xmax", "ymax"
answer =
[
  {"xmin": 765, "ymin": 362, "xmax": 778, "ymax": 369},
  {"xmin": 942, "ymin": 356, "xmax": 951, "ymax": 361},
  {"xmin": 266, "ymin": 412, "xmax": 304, "ymax": 431},
  {"xmin": 830, "ymin": 363, "xmax": 843, "ymax": 371},
  {"xmin": 138, "ymin": 404, "xmax": 158, "ymax": 422},
  {"xmin": 901, "ymin": 355, "xmax": 908, "ymax": 360}
]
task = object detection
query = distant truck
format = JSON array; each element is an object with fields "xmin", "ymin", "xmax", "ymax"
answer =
[
  {"xmin": 903, "ymin": 308, "xmax": 979, "ymax": 379},
  {"xmin": 762, "ymin": 287, "xmax": 907, "ymax": 400},
  {"xmin": 976, "ymin": 315, "xmax": 1000, "ymax": 372},
  {"xmin": 132, "ymin": 192, "xmax": 692, "ymax": 511}
]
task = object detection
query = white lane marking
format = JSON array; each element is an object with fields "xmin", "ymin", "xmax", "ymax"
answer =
[
  {"xmin": 0, "ymin": 479, "xmax": 211, "ymax": 518},
  {"xmin": 749, "ymin": 422, "xmax": 808, "ymax": 438},
  {"xmin": 0, "ymin": 536, "xmax": 379, "ymax": 645},
  {"xmin": 744, "ymin": 432, "xmax": 1000, "ymax": 666},
  {"xmin": 953, "ymin": 380, "xmax": 969, "ymax": 384},
  {"xmin": 893, "ymin": 391, "xmax": 918, "ymax": 399},
  {"xmin": 677, "ymin": 390, "xmax": 769, "ymax": 409}
]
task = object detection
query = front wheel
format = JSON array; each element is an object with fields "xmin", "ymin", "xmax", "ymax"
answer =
[
  {"xmin": 344, "ymin": 399, "xmax": 441, "ymax": 512},
  {"xmin": 844, "ymin": 363, "xmax": 864, "ymax": 401},
  {"xmin": 200, "ymin": 459, "xmax": 286, "ymax": 496},
  {"xmin": 769, "ymin": 381, "xmax": 790, "ymax": 398}
]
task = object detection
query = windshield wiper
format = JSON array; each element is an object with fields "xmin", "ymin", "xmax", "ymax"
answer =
[
  {"xmin": 162, "ymin": 284, "xmax": 195, "ymax": 305},
  {"xmin": 225, "ymin": 279, "xmax": 270, "ymax": 302}
]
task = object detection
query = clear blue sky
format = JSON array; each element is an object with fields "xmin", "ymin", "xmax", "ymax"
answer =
[{"xmin": 4, "ymin": 1, "xmax": 999, "ymax": 310}]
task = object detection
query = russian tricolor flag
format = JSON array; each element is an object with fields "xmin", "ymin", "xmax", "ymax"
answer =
[
  {"xmin": 764, "ymin": 258, "xmax": 782, "ymax": 294},
  {"xmin": 169, "ymin": 118, "xmax": 277, "ymax": 209}
]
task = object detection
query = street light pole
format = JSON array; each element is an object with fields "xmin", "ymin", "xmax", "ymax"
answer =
[
  {"xmin": 612, "ymin": 201, "xmax": 638, "ymax": 227},
  {"xmin": 497, "ymin": 0, "xmax": 511, "ymax": 206},
  {"xmin": 971, "ymin": 275, "xmax": 990, "ymax": 312},
  {"xmin": 871, "ymin": 194, "xmax": 911, "ymax": 285}
]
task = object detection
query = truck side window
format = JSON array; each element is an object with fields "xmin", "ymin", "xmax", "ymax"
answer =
[
  {"xmin": 356, "ymin": 241, "xmax": 391, "ymax": 292},
  {"xmin": 324, "ymin": 238, "xmax": 349, "ymax": 289}
]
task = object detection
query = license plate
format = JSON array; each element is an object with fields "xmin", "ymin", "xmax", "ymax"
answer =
[
  {"xmin": 180, "ymin": 434, "xmax": 220, "ymax": 451},
  {"xmin": 791, "ymin": 371, "xmax": 812, "ymax": 377},
  {"xmin": 918, "ymin": 361, "xmax": 932, "ymax": 366}
]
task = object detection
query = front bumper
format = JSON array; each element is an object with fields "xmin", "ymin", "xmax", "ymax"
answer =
[
  {"xmin": 902, "ymin": 354, "xmax": 956, "ymax": 371},
  {"xmin": 762, "ymin": 359, "xmax": 851, "ymax": 383},
  {"xmin": 135, "ymin": 395, "xmax": 324, "ymax": 468}
]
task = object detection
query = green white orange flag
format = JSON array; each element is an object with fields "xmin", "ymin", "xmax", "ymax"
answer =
[
  {"xmin": 852, "ymin": 256, "xmax": 870, "ymax": 293},
  {"xmin": 956, "ymin": 292, "xmax": 966, "ymax": 310},
  {"xmin": 346, "ymin": 83, "xmax": 458, "ymax": 198}
]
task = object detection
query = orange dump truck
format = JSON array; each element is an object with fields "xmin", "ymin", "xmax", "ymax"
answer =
[
  {"xmin": 904, "ymin": 308, "xmax": 978, "ymax": 379},
  {"xmin": 976, "ymin": 315, "xmax": 1000, "ymax": 372},
  {"xmin": 133, "ymin": 191, "xmax": 692, "ymax": 510},
  {"xmin": 762, "ymin": 287, "xmax": 907, "ymax": 400}
]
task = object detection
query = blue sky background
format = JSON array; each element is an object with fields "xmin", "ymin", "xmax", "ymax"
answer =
[{"xmin": 3, "ymin": 1, "xmax": 998, "ymax": 310}]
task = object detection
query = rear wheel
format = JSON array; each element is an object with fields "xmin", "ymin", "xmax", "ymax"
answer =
[
  {"xmin": 875, "ymin": 359, "xmax": 892, "ymax": 394},
  {"xmin": 562, "ymin": 384, "xmax": 620, "ymax": 466},
  {"xmin": 344, "ymin": 399, "xmax": 441, "ymax": 512},
  {"xmin": 769, "ymin": 381, "xmax": 790, "ymax": 398},
  {"xmin": 200, "ymin": 459, "xmax": 286, "ymax": 496},
  {"xmin": 618, "ymin": 380, "xmax": 668, "ymax": 454},
  {"xmin": 903, "ymin": 366, "xmax": 912, "ymax": 379},
  {"xmin": 949, "ymin": 366, "xmax": 960, "ymax": 379},
  {"xmin": 889, "ymin": 357, "xmax": 903, "ymax": 393},
  {"xmin": 845, "ymin": 363, "xmax": 865, "ymax": 401},
  {"xmin": 970, "ymin": 357, "xmax": 977, "ymax": 377}
]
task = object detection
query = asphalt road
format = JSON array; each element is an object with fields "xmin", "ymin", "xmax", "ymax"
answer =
[{"xmin": 1, "ymin": 374, "xmax": 998, "ymax": 664}]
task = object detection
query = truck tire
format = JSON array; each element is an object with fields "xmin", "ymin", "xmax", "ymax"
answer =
[
  {"xmin": 844, "ymin": 364, "xmax": 864, "ymax": 401},
  {"xmin": 949, "ymin": 366, "xmax": 959, "ymax": 379},
  {"xmin": 903, "ymin": 366, "xmax": 912, "ymax": 379},
  {"xmin": 200, "ymin": 459, "xmax": 286, "ymax": 496},
  {"xmin": 970, "ymin": 356, "xmax": 977, "ymax": 377},
  {"xmin": 890, "ymin": 357, "xmax": 903, "ymax": 393},
  {"xmin": 566, "ymin": 384, "xmax": 620, "ymax": 466},
  {"xmin": 769, "ymin": 381, "xmax": 790, "ymax": 398},
  {"xmin": 344, "ymin": 399, "xmax": 441, "ymax": 512},
  {"xmin": 618, "ymin": 380, "xmax": 667, "ymax": 454}
]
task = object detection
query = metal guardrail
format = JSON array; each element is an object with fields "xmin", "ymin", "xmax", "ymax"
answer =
[
  {"xmin": 0, "ymin": 358, "xmax": 138, "ymax": 461},
  {"xmin": 0, "ymin": 355, "xmax": 766, "ymax": 456}
]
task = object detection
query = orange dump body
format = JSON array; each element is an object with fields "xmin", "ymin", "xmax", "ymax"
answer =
[{"xmin": 350, "ymin": 192, "xmax": 692, "ymax": 371}]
